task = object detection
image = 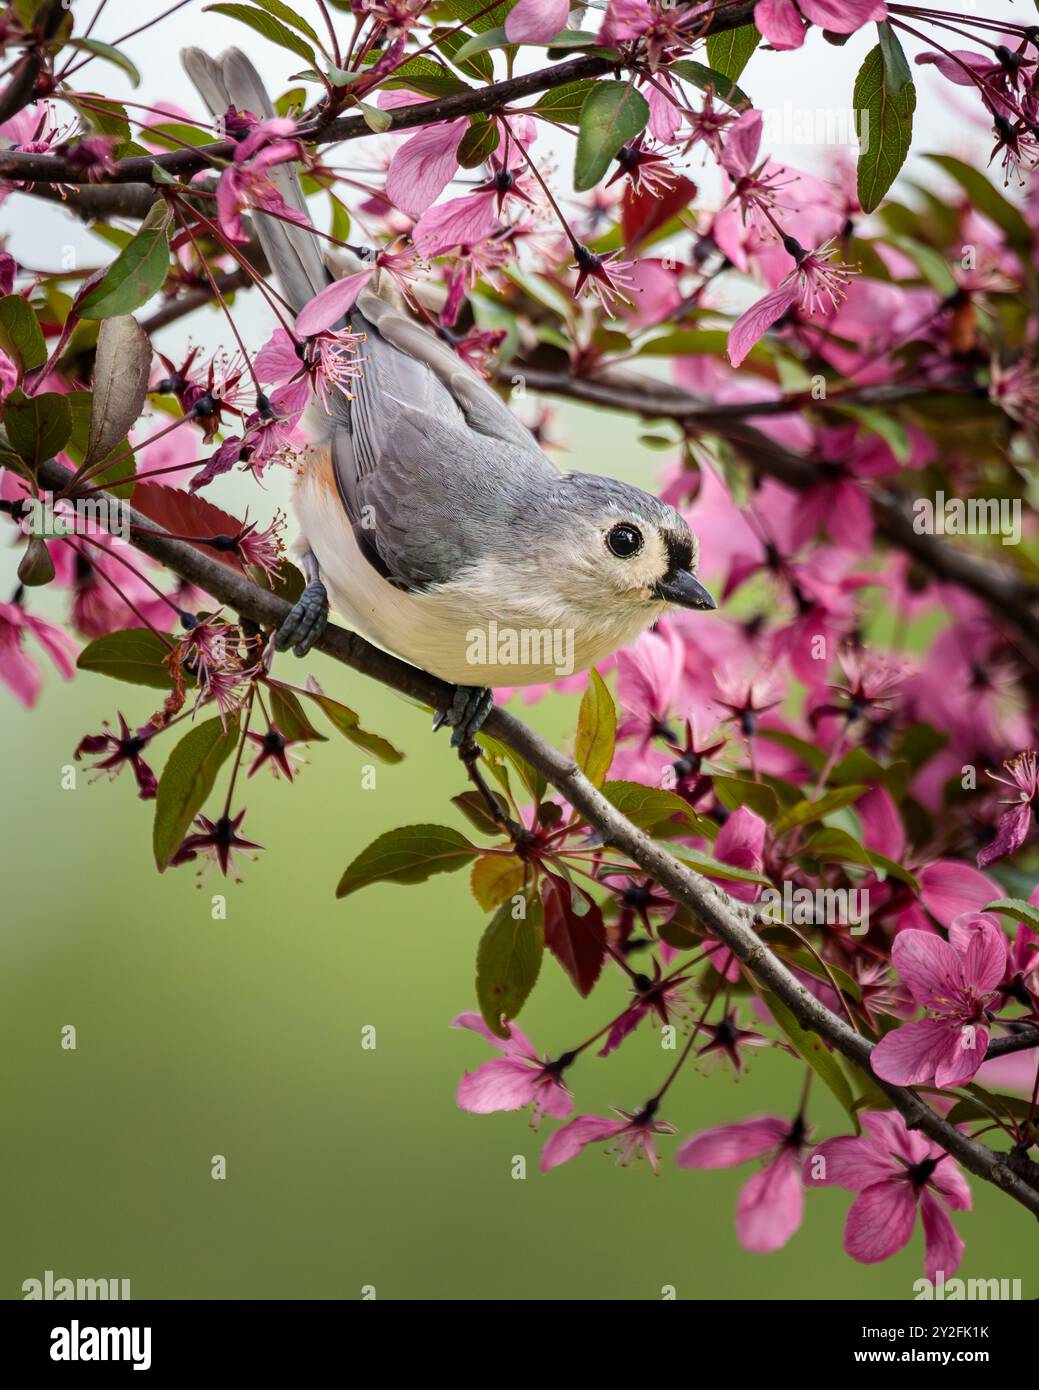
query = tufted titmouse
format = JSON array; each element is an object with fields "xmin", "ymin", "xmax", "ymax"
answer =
[{"xmin": 183, "ymin": 49, "xmax": 715, "ymax": 745}]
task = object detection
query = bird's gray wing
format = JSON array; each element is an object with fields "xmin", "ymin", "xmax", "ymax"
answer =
[
  {"xmin": 327, "ymin": 289, "xmax": 557, "ymax": 590},
  {"xmin": 181, "ymin": 46, "xmax": 329, "ymax": 311}
]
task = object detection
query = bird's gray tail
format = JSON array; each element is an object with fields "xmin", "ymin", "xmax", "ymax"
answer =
[{"xmin": 181, "ymin": 46, "xmax": 335, "ymax": 313}]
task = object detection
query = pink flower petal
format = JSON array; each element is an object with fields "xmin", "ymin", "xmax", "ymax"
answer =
[
  {"xmin": 804, "ymin": 1135, "xmax": 893, "ymax": 1192},
  {"xmin": 385, "ymin": 119, "xmax": 467, "ymax": 218},
  {"xmin": 456, "ymin": 1058, "xmax": 540, "ymax": 1113},
  {"xmin": 504, "ymin": 0, "xmax": 570, "ymax": 44},
  {"xmin": 890, "ymin": 928, "xmax": 963, "ymax": 1008},
  {"xmin": 676, "ymin": 1116, "xmax": 787, "ymax": 1168},
  {"xmin": 800, "ymin": 0, "xmax": 887, "ymax": 35},
  {"xmin": 540, "ymin": 1115, "xmax": 625, "ymax": 1171},
  {"xmin": 714, "ymin": 804, "xmax": 767, "ymax": 870},
  {"xmin": 295, "ymin": 271, "xmax": 372, "ymax": 337},
  {"xmin": 753, "ymin": 0, "xmax": 807, "ymax": 51},
  {"xmin": 857, "ymin": 783, "xmax": 905, "ymax": 860},
  {"xmin": 727, "ymin": 278, "xmax": 799, "ymax": 367},
  {"xmin": 844, "ymin": 1179, "xmax": 917, "ymax": 1265},
  {"xmin": 411, "ymin": 191, "xmax": 499, "ymax": 256},
  {"xmin": 919, "ymin": 1189, "xmax": 964, "ymax": 1282},
  {"xmin": 450, "ymin": 1010, "xmax": 537, "ymax": 1060},
  {"xmin": 720, "ymin": 108, "xmax": 763, "ymax": 178},
  {"xmin": 977, "ymin": 801, "xmax": 1032, "ymax": 868},
  {"xmin": 735, "ymin": 1149, "xmax": 803, "ymax": 1252},
  {"xmin": 918, "ymin": 859, "xmax": 1000, "ymax": 927},
  {"xmin": 871, "ymin": 1016, "xmax": 965, "ymax": 1087},
  {"xmin": 933, "ymin": 1023, "xmax": 987, "ymax": 1089}
]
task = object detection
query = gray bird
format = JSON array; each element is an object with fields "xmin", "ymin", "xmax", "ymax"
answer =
[{"xmin": 182, "ymin": 48, "xmax": 715, "ymax": 745}]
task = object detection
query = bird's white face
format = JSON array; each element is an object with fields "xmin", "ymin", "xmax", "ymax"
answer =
[{"xmin": 559, "ymin": 513, "xmax": 710, "ymax": 620}]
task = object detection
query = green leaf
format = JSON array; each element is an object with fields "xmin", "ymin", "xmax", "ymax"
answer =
[
  {"xmin": 600, "ymin": 780, "xmax": 714, "ymax": 838},
  {"xmin": 203, "ymin": 3, "xmax": 316, "ymax": 63},
  {"xmin": 854, "ymin": 43, "xmax": 915, "ymax": 213},
  {"xmin": 713, "ymin": 775, "xmax": 779, "ymax": 822},
  {"xmin": 453, "ymin": 25, "xmax": 509, "ymax": 63},
  {"xmin": 266, "ymin": 683, "xmax": 328, "ymax": 742},
  {"xmin": 76, "ymin": 628, "xmax": 182, "ymax": 689},
  {"xmin": 669, "ymin": 59, "xmax": 751, "ymax": 110},
  {"xmin": 358, "ymin": 101, "xmax": 392, "ymax": 133},
  {"xmin": 706, "ymin": 23, "xmax": 760, "ymax": 81},
  {"xmin": 573, "ymin": 81, "xmax": 649, "ymax": 192},
  {"xmin": 674, "ymin": 848, "xmax": 772, "ymax": 888},
  {"xmin": 381, "ymin": 53, "xmax": 468, "ymax": 98},
  {"xmin": 86, "ymin": 315, "xmax": 151, "ymax": 467},
  {"xmin": 336, "ymin": 824, "xmax": 478, "ymax": 898},
  {"xmin": 982, "ymin": 898, "xmax": 1039, "ymax": 933},
  {"xmin": 574, "ymin": 667, "xmax": 615, "ymax": 787},
  {"xmin": 77, "ymin": 202, "xmax": 171, "ymax": 319},
  {"xmin": 877, "ymin": 21, "xmax": 912, "ymax": 97},
  {"xmin": 478, "ymin": 733, "xmax": 546, "ymax": 804},
  {"xmin": 248, "ymin": 0, "xmax": 322, "ymax": 44},
  {"xmin": 866, "ymin": 852, "xmax": 919, "ymax": 891},
  {"xmin": 451, "ymin": 789, "xmax": 510, "ymax": 836},
  {"xmin": 63, "ymin": 391, "xmax": 136, "ymax": 499},
  {"xmin": 925, "ymin": 154, "xmax": 1033, "ymax": 252},
  {"xmin": 4, "ymin": 389, "xmax": 72, "ymax": 467},
  {"xmin": 470, "ymin": 854, "xmax": 526, "ymax": 912},
  {"xmin": 763, "ymin": 991, "xmax": 857, "ymax": 1119},
  {"xmin": 66, "ymin": 93, "xmax": 131, "ymax": 143},
  {"xmin": 301, "ymin": 687, "xmax": 404, "ymax": 763},
  {"xmin": 456, "ymin": 115, "xmax": 500, "ymax": 168},
  {"xmin": 476, "ymin": 895, "xmax": 544, "ymax": 1037},
  {"xmin": 0, "ymin": 295, "xmax": 46, "ymax": 374},
  {"xmin": 531, "ymin": 79, "xmax": 597, "ymax": 124},
  {"xmin": 946, "ymin": 1087, "xmax": 1035, "ymax": 1126},
  {"xmin": 153, "ymin": 716, "xmax": 240, "ymax": 870},
  {"xmin": 433, "ymin": 24, "xmax": 494, "ymax": 81},
  {"xmin": 441, "ymin": 0, "xmax": 512, "ymax": 34},
  {"xmin": 773, "ymin": 947, "xmax": 862, "ymax": 1002},
  {"xmin": 774, "ymin": 785, "xmax": 869, "ymax": 835},
  {"xmin": 63, "ymin": 38, "xmax": 141, "ymax": 87}
]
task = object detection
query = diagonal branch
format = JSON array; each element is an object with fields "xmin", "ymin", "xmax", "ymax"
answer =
[{"xmin": 36, "ymin": 455, "xmax": 1039, "ymax": 1220}]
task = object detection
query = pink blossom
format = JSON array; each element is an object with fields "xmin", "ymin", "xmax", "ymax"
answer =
[
  {"xmin": 0, "ymin": 599, "xmax": 76, "ymax": 707},
  {"xmin": 295, "ymin": 270, "xmax": 373, "ymax": 337},
  {"xmin": 805, "ymin": 1110, "xmax": 970, "ymax": 1280},
  {"xmin": 411, "ymin": 192, "xmax": 500, "ymax": 256},
  {"xmin": 977, "ymin": 750, "xmax": 1038, "ymax": 867},
  {"xmin": 385, "ymin": 119, "xmax": 467, "ymax": 218},
  {"xmin": 451, "ymin": 1011, "xmax": 573, "ymax": 1125},
  {"xmin": 755, "ymin": 0, "xmax": 886, "ymax": 52},
  {"xmin": 728, "ymin": 239, "xmax": 860, "ymax": 367},
  {"xmin": 504, "ymin": 0, "xmax": 569, "ymax": 44},
  {"xmin": 542, "ymin": 1104, "xmax": 676, "ymax": 1172},
  {"xmin": 870, "ymin": 921, "xmax": 1006, "ymax": 1087},
  {"xmin": 216, "ymin": 124, "xmax": 310, "ymax": 245},
  {"xmin": 677, "ymin": 1114, "xmax": 809, "ymax": 1252}
]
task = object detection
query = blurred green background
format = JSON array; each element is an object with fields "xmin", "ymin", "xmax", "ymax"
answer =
[{"xmin": 1, "ymin": 399, "xmax": 1034, "ymax": 1302}]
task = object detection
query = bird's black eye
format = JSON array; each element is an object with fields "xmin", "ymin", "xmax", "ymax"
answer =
[{"xmin": 606, "ymin": 523, "xmax": 643, "ymax": 559}]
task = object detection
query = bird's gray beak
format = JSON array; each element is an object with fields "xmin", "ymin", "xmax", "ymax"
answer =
[{"xmin": 653, "ymin": 571, "xmax": 717, "ymax": 611}]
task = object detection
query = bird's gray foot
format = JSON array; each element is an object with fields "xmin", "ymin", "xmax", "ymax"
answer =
[
  {"xmin": 274, "ymin": 580, "xmax": 328, "ymax": 656},
  {"xmin": 432, "ymin": 685, "xmax": 494, "ymax": 749}
]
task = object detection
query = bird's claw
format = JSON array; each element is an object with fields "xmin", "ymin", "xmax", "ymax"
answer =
[
  {"xmin": 433, "ymin": 685, "xmax": 494, "ymax": 749},
  {"xmin": 274, "ymin": 580, "xmax": 328, "ymax": 657}
]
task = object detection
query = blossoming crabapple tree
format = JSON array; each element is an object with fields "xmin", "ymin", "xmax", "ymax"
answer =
[{"xmin": 2, "ymin": 0, "xmax": 1039, "ymax": 1280}]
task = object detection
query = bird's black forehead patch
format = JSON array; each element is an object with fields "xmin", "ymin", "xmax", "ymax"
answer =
[{"xmin": 664, "ymin": 531, "xmax": 694, "ymax": 574}]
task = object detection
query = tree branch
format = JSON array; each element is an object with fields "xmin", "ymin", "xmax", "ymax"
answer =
[
  {"xmin": 36, "ymin": 455, "xmax": 1039, "ymax": 1220},
  {"xmin": 0, "ymin": 4, "xmax": 756, "ymax": 186}
]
